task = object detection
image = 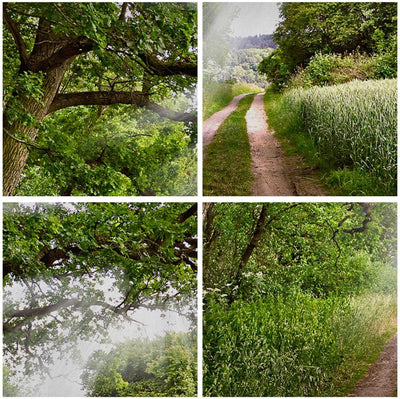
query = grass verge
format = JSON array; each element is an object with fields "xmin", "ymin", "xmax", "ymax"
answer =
[
  {"xmin": 204, "ymin": 292, "xmax": 396, "ymax": 397},
  {"xmin": 203, "ymin": 81, "xmax": 262, "ymax": 120},
  {"xmin": 203, "ymin": 94, "xmax": 254, "ymax": 195}
]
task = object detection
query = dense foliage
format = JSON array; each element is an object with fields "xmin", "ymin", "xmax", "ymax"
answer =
[
  {"xmin": 223, "ymin": 48, "xmax": 270, "ymax": 86},
  {"xmin": 203, "ymin": 203, "xmax": 397, "ymax": 396},
  {"xmin": 290, "ymin": 52, "xmax": 397, "ymax": 89},
  {"xmin": 3, "ymin": 203, "xmax": 197, "ymax": 393},
  {"xmin": 16, "ymin": 106, "xmax": 196, "ymax": 196},
  {"xmin": 82, "ymin": 332, "xmax": 197, "ymax": 397},
  {"xmin": 259, "ymin": 2, "xmax": 397, "ymax": 89},
  {"xmin": 3, "ymin": 3, "xmax": 197, "ymax": 195}
]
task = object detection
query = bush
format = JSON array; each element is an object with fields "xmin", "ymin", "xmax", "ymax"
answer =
[{"xmin": 290, "ymin": 52, "xmax": 397, "ymax": 89}]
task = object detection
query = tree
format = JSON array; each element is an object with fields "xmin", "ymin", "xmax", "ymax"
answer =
[
  {"xmin": 82, "ymin": 332, "xmax": 197, "ymax": 397},
  {"xmin": 259, "ymin": 2, "xmax": 397, "ymax": 88},
  {"xmin": 3, "ymin": 3, "xmax": 197, "ymax": 195},
  {"xmin": 3, "ymin": 203, "xmax": 197, "ymax": 380},
  {"xmin": 203, "ymin": 202, "xmax": 396, "ymax": 301}
]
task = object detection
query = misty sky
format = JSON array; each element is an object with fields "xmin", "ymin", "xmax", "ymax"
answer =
[
  {"xmin": 26, "ymin": 309, "xmax": 192, "ymax": 396},
  {"xmin": 230, "ymin": 2, "xmax": 281, "ymax": 37}
]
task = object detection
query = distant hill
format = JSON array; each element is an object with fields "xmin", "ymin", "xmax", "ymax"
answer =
[{"xmin": 230, "ymin": 34, "xmax": 277, "ymax": 50}]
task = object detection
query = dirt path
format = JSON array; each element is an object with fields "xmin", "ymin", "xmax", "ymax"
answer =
[
  {"xmin": 203, "ymin": 93, "xmax": 248, "ymax": 151},
  {"xmin": 246, "ymin": 92, "xmax": 328, "ymax": 196},
  {"xmin": 348, "ymin": 334, "xmax": 397, "ymax": 397}
]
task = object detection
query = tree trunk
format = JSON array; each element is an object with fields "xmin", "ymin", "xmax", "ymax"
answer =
[
  {"xmin": 3, "ymin": 15, "xmax": 83, "ymax": 195},
  {"xmin": 3, "ymin": 63, "xmax": 72, "ymax": 195}
]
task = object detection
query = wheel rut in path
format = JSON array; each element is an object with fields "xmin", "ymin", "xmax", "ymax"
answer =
[
  {"xmin": 203, "ymin": 93, "xmax": 248, "ymax": 152},
  {"xmin": 246, "ymin": 92, "xmax": 329, "ymax": 196},
  {"xmin": 348, "ymin": 334, "xmax": 397, "ymax": 397}
]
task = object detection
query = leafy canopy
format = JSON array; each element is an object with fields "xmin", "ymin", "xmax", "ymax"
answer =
[
  {"xmin": 3, "ymin": 202, "xmax": 197, "ymax": 379},
  {"xmin": 3, "ymin": 2, "xmax": 197, "ymax": 195}
]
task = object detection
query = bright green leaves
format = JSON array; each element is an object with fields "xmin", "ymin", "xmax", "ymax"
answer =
[
  {"xmin": 15, "ymin": 105, "xmax": 197, "ymax": 196},
  {"xmin": 83, "ymin": 332, "xmax": 197, "ymax": 397},
  {"xmin": 261, "ymin": 2, "xmax": 397, "ymax": 89},
  {"xmin": 204, "ymin": 202, "xmax": 397, "ymax": 301},
  {"xmin": 4, "ymin": 3, "xmax": 197, "ymax": 195}
]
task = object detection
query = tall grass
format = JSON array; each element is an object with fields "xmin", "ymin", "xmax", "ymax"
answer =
[
  {"xmin": 267, "ymin": 79, "xmax": 397, "ymax": 195},
  {"xmin": 203, "ymin": 292, "xmax": 397, "ymax": 397}
]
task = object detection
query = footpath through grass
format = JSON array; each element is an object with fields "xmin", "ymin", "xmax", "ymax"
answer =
[
  {"xmin": 204, "ymin": 292, "xmax": 397, "ymax": 397},
  {"xmin": 203, "ymin": 94, "xmax": 254, "ymax": 196},
  {"xmin": 203, "ymin": 81, "xmax": 262, "ymax": 120}
]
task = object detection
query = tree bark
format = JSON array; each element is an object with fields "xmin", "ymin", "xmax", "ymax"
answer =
[
  {"xmin": 3, "ymin": 63, "xmax": 73, "ymax": 196},
  {"xmin": 3, "ymin": 15, "xmax": 89, "ymax": 195}
]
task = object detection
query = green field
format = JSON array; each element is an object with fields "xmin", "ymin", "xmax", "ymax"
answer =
[{"xmin": 265, "ymin": 79, "xmax": 397, "ymax": 195}]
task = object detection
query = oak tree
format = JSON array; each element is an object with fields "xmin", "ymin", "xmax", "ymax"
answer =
[
  {"xmin": 3, "ymin": 3, "xmax": 197, "ymax": 195},
  {"xmin": 3, "ymin": 202, "xmax": 197, "ymax": 380}
]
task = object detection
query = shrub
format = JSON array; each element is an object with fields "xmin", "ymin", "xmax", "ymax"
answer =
[{"xmin": 290, "ymin": 52, "xmax": 397, "ymax": 89}]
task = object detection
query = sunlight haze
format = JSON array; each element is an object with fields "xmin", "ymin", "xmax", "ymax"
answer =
[{"xmin": 230, "ymin": 2, "xmax": 280, "ymax": 37}]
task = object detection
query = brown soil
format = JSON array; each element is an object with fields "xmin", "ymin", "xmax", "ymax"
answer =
[
  {"xmin": 203, "ymin": 94, "xmax": 248, "ymax": 152},
  {"xmin": 348, "ymin": 334, "xmax": 397, "ymax": 397},
  {"xmin": 246, "ymin": 93, "xmax": 329, "ymax": 196}
]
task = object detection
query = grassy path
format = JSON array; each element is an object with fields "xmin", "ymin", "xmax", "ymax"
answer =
[
  {"xmin": 203, "ymin": 94, "xmax": 254, "ymax": 196},
  {"xmin": 203, "ymin": 93, "xmax": 249, "ymax": 150}
]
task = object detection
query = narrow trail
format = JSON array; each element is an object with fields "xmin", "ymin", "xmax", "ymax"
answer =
[
  {"xmin": 203, "ymin": 93, "xmax": 248, "ymax": 151},
  {"xmin": 203, "ymin": 92, "xmax": 329, "ymax": 195},
  {"xmin": 246, "ymin": 92, "xmax": 329, "ymax": 196},
  {"xmin": 246, "ymin": 93, "xmax": 295, "ymax": 195},
  {"xmin": 348, "ymin": 334, "xmax": 397, "ymax": 397}
]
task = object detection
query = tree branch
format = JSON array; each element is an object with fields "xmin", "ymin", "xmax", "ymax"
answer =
[
  {"xmin": 48, "ymin": 91, "xmax": 196, "ymax": 123},
  {"xmin": 138, "ymin": 53, "xmax": 197, "ymax": 77},
  {"xmin": 146, "ymin": 102, "xmax": 196, "ymax": 123},
  {"xmin": 3, "ymin": 4, "xmax": 30, "ymax": 67},
  {"xmin": 30, "ymin": 36, "xmax": 94, "ymax": 72},
  {"xmin": 119, "ymin": 2, "xmax": 129, "ymax": 21},
  {"xmin": 4, "ymin": 298, "xmax": 137, "ymax": 321},
  {"xmin": 175, "ymin": 203, "xmax": 197, "ymax": 224},
  {"xmin": 48, "ymin": 91, "xmax": 149, "ymax": 113}
]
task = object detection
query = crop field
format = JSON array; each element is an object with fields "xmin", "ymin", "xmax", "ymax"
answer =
[{"xmin": 280, "ymin": 79, "xmax": 397, "ymax": 195}]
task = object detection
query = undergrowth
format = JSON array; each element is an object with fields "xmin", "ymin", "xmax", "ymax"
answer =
[{"xmin": 204, "ymin": 291, "xmax": 396, "ymax": 397}]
